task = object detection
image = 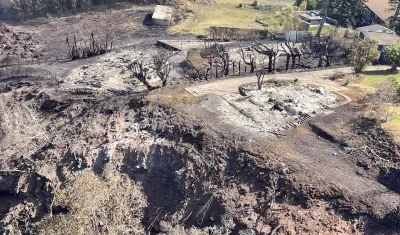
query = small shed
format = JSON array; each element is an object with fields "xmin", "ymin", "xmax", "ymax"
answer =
[
  {"xmin": 299, "ymin": 13, "xmax": 322, "ymax": 25},
  {"xmin": 152, "ymin": 5, "xmax": 173, "ymax": 26},
  {"xmin": 356, "ymin": 24, "xmax": 400, "ymax": 49}
]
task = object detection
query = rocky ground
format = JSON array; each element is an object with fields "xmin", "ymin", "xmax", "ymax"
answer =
[{"xmin": 1, "ymin": 6, "xmax": 400, "ymax": 235}]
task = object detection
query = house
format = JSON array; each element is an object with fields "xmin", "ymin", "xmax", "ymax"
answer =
[
  {"xmin": 359, "ymin": 0, "xmax": 394, "ymax": 26},
  {"xmin": 356, "ymin": 24, "xmax": 400, "ymax": 49},
  {"xmin": 356, "ymin": 24, "xmax": 400, "ymax": 63},
  {"xmin": 152, "ymin": 5, "xmax": 173, "ymax": 26}
]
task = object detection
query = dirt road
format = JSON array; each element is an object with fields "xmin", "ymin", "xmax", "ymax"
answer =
[
  {"xmin": 186, "ymin": 66, "xmax": 391, "ymax": 97},
  {"xmin": 186, "ymin": 67, "xmax": 353, "ymax": 97}
]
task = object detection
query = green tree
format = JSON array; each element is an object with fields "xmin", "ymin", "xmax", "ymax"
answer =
[
  {"xmin": 350, "ymin": 39, "xmax": 379, "ymax": 74},
  {"xmin": 326, "ymin": 0, "xmax": 366, "ymax": 27},
  {"xmin": 388, "ymin": 0, "xmax": 400, "ymax": 20},
  {"xmin": 295, "ymin": 0, "xmax": 318, "ymax": 10},
  {"xmin": 270, "ymin": 5, "xmax": 303, "ymax": 32},
  {"xmin": 385, "ymin": 44, "xmax": 400, "ymax": 71}
]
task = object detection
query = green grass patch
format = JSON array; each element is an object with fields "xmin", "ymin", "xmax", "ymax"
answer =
[
  {"xmin": 308, "ymin": 25, "xmax": 334, "ymax": 35},
  {"xmin": 361, "ymin": 70, "xmax": 400, "ymax": 88},
  {"xmin": 308, "ymin": 25, "xmax": 357, "ymax": 36}
]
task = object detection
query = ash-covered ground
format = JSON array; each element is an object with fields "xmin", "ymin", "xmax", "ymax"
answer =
[
  {"xmin": 211, "ymin": 82, "xmax": 341, "ymax": 135},
  {"xmin": 1, "ymin": 5, "xmax": 400, "ymax": 235}
]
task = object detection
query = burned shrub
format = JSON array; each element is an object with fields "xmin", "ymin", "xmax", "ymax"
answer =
[
  {"xmin": 127, "ymin": 60, "xmax": 156, "ymax": 91},
  {"xmin": 185, "ymin": 49, "xmax": 208, "ymax": 79},
  {"xmin": 152, "ymin": 51, "xmax": 173, "ymax": 87},
  {"xmin": 38, "ymin": 166, "xmax": 147, "ymax": 235},
  {"xmin": 66, "ymin": 33, "xmax": 112, "ymax": 60}
]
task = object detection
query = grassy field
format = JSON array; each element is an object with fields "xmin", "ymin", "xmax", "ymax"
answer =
[
  {"xmin": 360, "ymin": 70, "xmax": 400, "ymax": 87},
  {"xmin": 169, "ymin": 0, "xmax": 295, "ymax": 34},
  {"xmin": 308, "ymin": 25, "xmax": 359, "ymax": 37}
]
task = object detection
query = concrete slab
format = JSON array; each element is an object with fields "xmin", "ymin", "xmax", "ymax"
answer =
[{"xmin": 152, "ymin": 5, "xmax": 173, "ymax": 26}]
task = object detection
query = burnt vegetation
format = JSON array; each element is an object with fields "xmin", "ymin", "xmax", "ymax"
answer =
[
  {"xmin": 2, "ymin": 0, "xmax": 400, "ymax": 234},
  {"xmin": 126, "ymin": 51, "xmax": 173, "ymax": 90},
  {"xmin": 2, "ymin": 0, "xmax": 172, "ymax": 20},
  {"xmin": 66, "ymin": 33, "xmax": 112, "ymax": 60}
]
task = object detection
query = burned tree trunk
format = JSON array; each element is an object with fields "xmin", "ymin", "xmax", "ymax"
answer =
[
  {"xmin": 253, "ymin": 43, "xmax": 278, "ymax": 73},
  {"xmin": 238, "ymin": 46, "xmax": 256, "ymax": 73},
  {"xmin": 222, "ymin": 52, "xmax": 230, "ymax": 76},
  {"xmin": 256, "ymin": 69, "xmax": 265, "ymax": 90},
  {"xmin": 153, "ymin": 52, "xmax": 173, "ymax": 87},
  {"xmin": 127, "ymin": 60, "xmax": 155, "ymax": 91}
]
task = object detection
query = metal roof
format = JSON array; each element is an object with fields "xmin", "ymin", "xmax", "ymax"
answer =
[{"xmin": 356, "ymin": 24, "xmax": 400, "ymax": 46}]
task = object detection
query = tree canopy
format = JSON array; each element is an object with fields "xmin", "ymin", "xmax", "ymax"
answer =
[
  {"xmin": 350, "ymin": 39, "xmax": 379, "ymax": 74},
  {"xmin": 385, "ymin": 44, "xmax": 400, "ymax": 71},
  {"xmin": 327, "ymin": 0, "xmax": 366, "ymax": 27}
]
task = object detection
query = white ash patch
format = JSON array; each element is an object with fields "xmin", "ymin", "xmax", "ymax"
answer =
[
  {"xmin": 61, "ymin": 48, "xmax": 164, "ymax": 93},
  {"xmin": 219, "ymin": 82, "xmax": 339, "ymax": 134}
]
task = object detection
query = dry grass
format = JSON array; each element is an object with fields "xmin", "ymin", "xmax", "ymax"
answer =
[
  {"xmin": 147, "ymin": 90, "xmax": 200, "ymax": 105},
  {"xmin": 349, "ymin": 70, "xmax": 400, "ymax": 92},
  {"xmin": 38, "ymin": 165, "xmax": 147, "ymax": 235},
  {"xmin": 382, "ymin": 106, "xmax": 400, "ymax": 142},
  {"xmin": 158, "ymin": 221, "xmax": 227, "ymax": 235},
  {"xmin": 0, "ymin": 101, "xmax": 51, "ymax": 163}
]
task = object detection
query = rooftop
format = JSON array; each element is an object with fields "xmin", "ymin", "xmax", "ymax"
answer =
[
  {"xmin": 363, "ymin": 0, "xmax": 394, "ymax": 22},
  {"xmin": 356, "ymin": 24, "xmax": 400, "ymax": 46},
  {"xmin": 299, "ymin": 13, "xmax": 322, "ymax": 21}
]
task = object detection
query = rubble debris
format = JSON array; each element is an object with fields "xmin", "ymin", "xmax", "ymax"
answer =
[
  {"xmin": 0, "ymin": 24, "xmax": 41, "ymax": 64},
  {"xmin": 222, "ymin": 82, "xmax": 339, "ymax": 134}
]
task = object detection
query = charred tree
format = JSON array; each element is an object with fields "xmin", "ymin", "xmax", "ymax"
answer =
[
  {"xmin": 153, "ymin": 52, "xmax": 173, "ymax": 87},
  {"xmin": 238, "ymin": 45, "xmax": 256, "ymax": 73},
  {"xmin": 201, "ymin": 41, "xmax": 218, "ymax": 79},
  {"xmin": 66, "ymin": 32, "xmax": 112, "ymax": 60},
  {"xmin": 253, "ymin": 43, "xmax": 278, "ymax": 73},
  {"xmin": 212, "ymin": 43, "xmax": 231, "ymax": 77},
  {"xmin": 256, "ymin": 69, "xmax": 266, "ymax": 90},
  {"xmin": 127, "ymin": 60, "xmax": 155, "ymax": 91}
]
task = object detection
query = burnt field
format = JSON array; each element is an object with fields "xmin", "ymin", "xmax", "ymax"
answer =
[{"xmin": 1, "ymin": 3, "xmax": 400, "ymax": 235}]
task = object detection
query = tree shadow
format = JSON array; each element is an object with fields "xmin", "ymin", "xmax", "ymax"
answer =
[
  {"xmin": 378, "ymin": 167, "xmax": 400, "ymax": 194},
  {"xmin": 361, "ymin": 69, "xmax": 399, "ymax": 76}
]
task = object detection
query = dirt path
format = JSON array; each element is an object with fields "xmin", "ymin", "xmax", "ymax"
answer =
[
  {"xmin": 282, "ymin": 123, "xmax": 400, "ymax": 219},
  {"xmin": 185, "ymin": 66, "xmax": 389, "ymax": 97},
  {"xmin": 186, "ymin": 67, "xmax": 352, "ymax": 97}
]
